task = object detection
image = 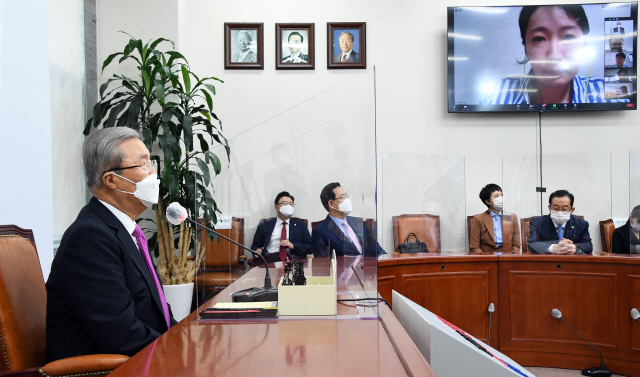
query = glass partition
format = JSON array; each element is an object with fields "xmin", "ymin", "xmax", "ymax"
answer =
[
  {"xmin": 627, "ymin": 150, "xmax": 640, "ymax": 254},
  {"xmin": 195, "ymin": 70, "xmax": 378, "ymax": 320},
  {"xmin": 381, "ymin": 154, "xmax": 466, "ymax": 254},
  {"xmin": 503, "ymin": 153, "xmax": 611, "ymax": 254}
]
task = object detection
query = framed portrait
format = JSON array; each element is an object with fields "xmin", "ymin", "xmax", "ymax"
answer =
[
  {"xmin": 276, "ymin": 23, "xmax": 315, "ymax": 70},
  {"xmin": 327, "ymin": 22, "xmax": 366, "ymax": 69},
  {"xmin": 224, "ymin": 23, "xmax": 264, "ymax": 69}
]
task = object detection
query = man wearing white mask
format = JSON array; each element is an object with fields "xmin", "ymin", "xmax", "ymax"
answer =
[
  {"xmin": 46, "ymin": 127, "xmax": 177, "ymax": 362},
  {"xmin": 527, "ymin": 190, "xmax": 592, "ymax": 254},
  {"xmin": 312, "ymin": 182, "xmax": 385, "ymax": 257},
  {"xmin": 250, "ymin": 191, "xmax": 312, "ymax": 266}
]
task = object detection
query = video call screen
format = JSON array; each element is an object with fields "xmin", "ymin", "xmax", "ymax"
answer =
[{"xmin": 447, "ymin": 2, "xmax": 638, "ymax": 112}]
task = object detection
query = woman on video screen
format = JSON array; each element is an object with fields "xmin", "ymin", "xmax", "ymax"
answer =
[{"xmin": 482, "ymin": 5, "xmax": 626, "ymax": 104}]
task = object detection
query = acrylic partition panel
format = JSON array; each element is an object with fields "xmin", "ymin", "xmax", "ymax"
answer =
[
  {"xmin": 503, "ymin": 153, "xmax": 611, "ymax": 254},
  {"xmin": 381, "ymin": 154, "xmax": 466, "ymax": 254},
  {"xmin": 628, "ymin": 150, "xmax": 640, "ymax": 254},
  {"xmin": 195, "ymin": 70, "xmax": 378, "ymax": 320}
]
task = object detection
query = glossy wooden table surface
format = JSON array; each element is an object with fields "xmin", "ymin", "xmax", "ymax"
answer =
[
  {"xmin": 109, "ymin": 257, "xmax": 435, "ymax": 377},
  {"xmin": 378, "ymin": 252, "xmax": 640, "ymax": 376}
]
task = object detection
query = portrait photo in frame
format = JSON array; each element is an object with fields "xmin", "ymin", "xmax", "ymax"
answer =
[
  {"xmin": 224, "ymin": 23, "xmax": 264, "ymax": 69},
  {"xmin": 276, "ymin": 23, "xmax": 315, "ymax": 70},
  {"xmin": 327, "ymin": 22, "xmax": 366, "ymax": 69}
]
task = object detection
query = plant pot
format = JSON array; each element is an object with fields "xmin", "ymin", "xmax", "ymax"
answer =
[{"xmin": 162, "ymin": 282, "xmax": 194, "ymax": 322}]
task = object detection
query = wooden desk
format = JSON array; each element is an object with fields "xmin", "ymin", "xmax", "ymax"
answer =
[
  {"xmin": 109, "ymin": 258, "xmax": 436, "ymax": 377},
  {"xmin": 378, "ymin": 253, "xmax": 640, "ymax": 376}
]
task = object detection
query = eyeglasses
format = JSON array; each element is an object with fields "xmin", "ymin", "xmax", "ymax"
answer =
[
  {"xmin": 550, "ymin": 205, "xmax": 572, "ymax": 212},
  {"xmin": 104, "ymin": 160, "xmax": 158, "ymax": 175},
  {"xmin": 334, "ymin": 194, "xmax": 350, "ymax": 201},
  {"xmin": 278, "ymin": 201, "xmax": 295, "ymax": 207}
]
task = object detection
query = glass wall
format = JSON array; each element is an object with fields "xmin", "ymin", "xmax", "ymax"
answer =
[
  {"xmin": 381, "ymin": 154, "xmax": 466, "ymax": 254},
  {"xmin": 627, "ymin": 150, "xmax": 640, "ymax": 254},
  {"xmin": 503, "ymin": 153, "xmax": 611, "ymax": 254},
  {"xmin": 195, "ymin": 70, "xmax": 378, "ymax": 320}
]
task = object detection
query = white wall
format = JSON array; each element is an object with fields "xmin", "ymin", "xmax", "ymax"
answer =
[
  {"xmin": 0, "ymin": 0, "xmax": 54, "ymax": 278},
  {"xmin": 48, "ymin": 0, "xmax": 86, "ymax": 241},
  {"xmin": 95, "ymin": 0, "xmax": 640, "ymax": 254}
]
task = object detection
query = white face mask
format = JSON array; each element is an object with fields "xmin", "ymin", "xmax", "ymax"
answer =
[
  {"xmin": 550, "ymin": 210, "xmax": 571, "ymax": 226},
  {"xmin": 112, "ymin": 173, "xmax": 160, "ymax": 208},
  {"xmin": 334, "ymin": 198, "xmax": 352, "ymax": 216},
  {"xmin": 279, "ymin": 204, "xmax": 295, "ymax": 217},
  {"xmin": 492, "ymin": 196, "xmax": 503, "ymax": 211}
]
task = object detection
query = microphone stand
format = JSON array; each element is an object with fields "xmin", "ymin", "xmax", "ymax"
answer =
[
  {"xmin": 553, "ymin": 310, "xmax": 611, "ymax": 377},
  {"xmin": 184, "ymin": 217, "xmax": 278, "ymax": 302}
]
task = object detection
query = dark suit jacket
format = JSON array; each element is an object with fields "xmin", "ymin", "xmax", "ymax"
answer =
[
  {"xmin": 611, "ymin": 221, "xmax": 640, "ymax": 254},
  {"xmin": 469, "ymin": 212, "xmax": 521, "ymax": 255},
  {"xmin": 312, "ymin": 215, "xmax": 385, "ymax": 257},
  {"xmin": 333, "ymin": 51, "xmax": 360, "ymax": 63},
  {"xmin": 250, "ymin": 217, "xmax": 312, "ymax": 265},
  {"xmin": 282, "ymin": 53, "xmax": 309, "ymax": 63},
  {"xmin": 46, "ymin": 198, "xmax": 177, "ymax": 362},
  {"xmin": 527, "ymin": 215, "xmax": 592, "ymax": 254}
]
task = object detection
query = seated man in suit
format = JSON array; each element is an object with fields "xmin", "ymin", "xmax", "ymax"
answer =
[
  {"xmin": 250, "ymin": 191, "xmax": 312, "ymax": 265},
  {"xmin": 46, "ymin": 128, "xmax": 177, "ymax": 362},
  {"xmin": 312, "ymin": 182, "xmax": 385, "ymax": 257},
  {"xmin": 528, "ymin": 190, "xmax": 592, "ymax": 254}
]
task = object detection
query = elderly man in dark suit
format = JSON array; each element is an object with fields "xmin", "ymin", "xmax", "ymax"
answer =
[
  {"xmin": 46, "ymin": 127, "xmax": 177, "ymax": 362},
  {"xmin": 312, "ymin": 182, "xmax": 385, "ymax": 257},
  {"xmin": 333, "ymin": 31, "xmax": 360, "ymax": 63},
  {"xmin": 528, "ymin": 190, "xmax": 592, "ymax": 254},
  {"xmin": 250, "ymin": 191, "xmax": 312, "ymax": 265}
]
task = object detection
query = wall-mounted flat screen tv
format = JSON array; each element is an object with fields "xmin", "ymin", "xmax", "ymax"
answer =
[{"xmin": 447, "ymin": 2, "xmax": 638, "ymax": 112}]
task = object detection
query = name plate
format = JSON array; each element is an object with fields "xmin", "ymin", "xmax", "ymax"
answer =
[{"xmin": 217, "ymin": 216, "xmax": 232, "ymax": 230}]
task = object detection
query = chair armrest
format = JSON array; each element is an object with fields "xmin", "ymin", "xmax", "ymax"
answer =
[
  {"xmin": 239, "ymin": 255, "xmax": 247, "ymax": 265},
  {"xmin": 0, "ymin": 367, "xmax": 42, "ymax": 377},
  {"xmin": 40, "ymin": 354, "xmax": 129, "ymax": 377}
]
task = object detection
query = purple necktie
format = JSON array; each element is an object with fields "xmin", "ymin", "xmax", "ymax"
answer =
[
  {"xmin": 342, "ymin": 220, "xmax": 363, "ymax": 254},
  {"xmin": 133, "ymin": 225, "xmax": 171, "ymax": 330}
]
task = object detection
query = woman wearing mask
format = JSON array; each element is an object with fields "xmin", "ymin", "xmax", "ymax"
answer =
[
  {"xmin": 482, "ymin": 5, "xmax": 628, "ymax": 104},
  {"xmin": 469, "ymin": 184, "xmax": 521, "ymax": 255},
  {"xmin": 611, "ymin": 205, "xmax": 640, "ymax": 254}
]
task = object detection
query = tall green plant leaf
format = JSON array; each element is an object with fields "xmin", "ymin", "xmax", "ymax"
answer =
[
  {"xmin": 183, "ymin": 115, "xmax": 193, "ymax": 151},
  {"xmin": 181, "ymin": 65, "xmax": 191, "ymax": 95}
]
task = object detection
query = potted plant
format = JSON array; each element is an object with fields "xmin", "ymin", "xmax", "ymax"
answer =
[{"xmin": 85, "ymin": 33, "xmax": 229, "ymax": 320}]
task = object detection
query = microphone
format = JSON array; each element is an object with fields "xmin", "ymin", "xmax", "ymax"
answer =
[
  {"xmin": 551, "ymin": 309, "xmax": 611, "ymax": 377},
  {"xmin": 632, "ymin": 308, "xmax": 640, "ymax": 322},
  {"xmin": 166, "ymin": 202, "xmax": 278, "ymax": 302},
  {"xmin": 488, "ymin": 303, "xmax": 495, "ymax": 346}
]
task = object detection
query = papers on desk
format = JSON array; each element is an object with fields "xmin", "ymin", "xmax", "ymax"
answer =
[{"xmin": 199, "ymin": 301, "xmax": 278, "ymax": 319}]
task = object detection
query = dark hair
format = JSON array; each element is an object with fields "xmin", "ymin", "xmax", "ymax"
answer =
[
  {"xmin": 320, "ymin": 182, "xmax": 341, "ymax": 211},
  {"xmin": 479, "ymin": 184, "xmax": 502, "ymax": 209},
  {"xmin": 630, "ymin": 205, "xmax": 640, "ymax": 220},
  {"xmin": 274, "ymin": 191, "xmax": 294, "ymax": 205},
  {"xmin": 549, "ymin": 190, "xmax": 574, "ymax": 207},
  {"xmin": 616, "ymin": 51, "xmax": 626, "ymax": 59},
  {"xmin": 517, "ymin": 5, "xmax": 589, "ymax": 65},
  {"xmin": 288, "ymin": 32, "xmax": 304, "ymax": 43},
  {"xmin": 629, "ymin": 205, "xmax": 640, "ymax": 220},
  {"xmin": 621, "ymin": 85, "xmax": 629, "ymax": 93}
]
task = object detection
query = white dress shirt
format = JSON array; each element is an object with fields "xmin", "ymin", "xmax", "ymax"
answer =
[
  {"xmin": 98, "ymin": 199, "xmax": 138, "ymax": 249},
  {"xmin": 266, "ymin": 217, "xmax": 289, "ymax": 254}
]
